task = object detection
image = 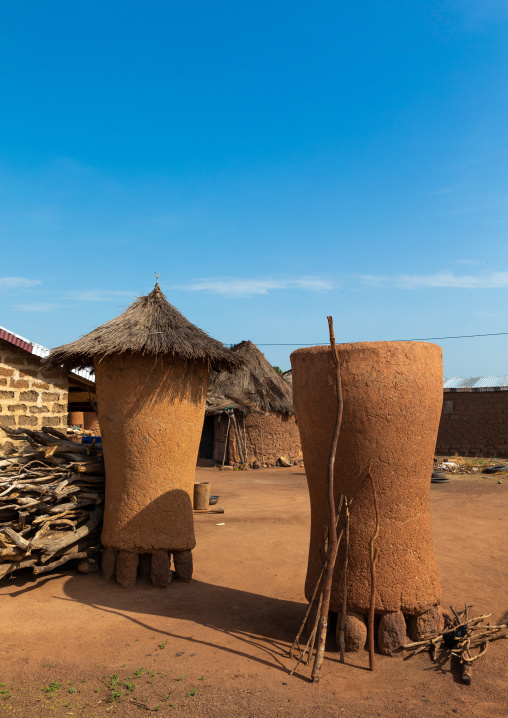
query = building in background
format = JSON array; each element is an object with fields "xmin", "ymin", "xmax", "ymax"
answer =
[
  {"xmin": 0, "ymin": 325, "xmax": 95, "ymax": 435},
  {"xmin": 202, "ymin": 340, "xmax": 301, "ymax": 466},
  {"xmin": 436, "ymin": 376, "xmax": 508, "ymax": 458}
]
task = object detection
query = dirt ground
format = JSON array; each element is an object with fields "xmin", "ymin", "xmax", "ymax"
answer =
[{"xmin": 1, "ymin": 467, "xmax": 507, "ymax": 717}]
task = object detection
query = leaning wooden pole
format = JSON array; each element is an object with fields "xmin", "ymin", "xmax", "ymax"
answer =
[
  {"xmin": 339, "ymin": 497, "xmax": 350, "ymax": 663},
  {"xmin": 368, "ymin": 470, "xmax": 380, "ymax": 671},
  {"xmin": 311, "ymin": 316, "xmax": 344, "ymax": 683},
  {"xmin": 220, "ymin": 412, "xmax": 231, "ymax": 471}
]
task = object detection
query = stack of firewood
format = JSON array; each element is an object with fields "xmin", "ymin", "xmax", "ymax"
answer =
[
  {"xmin": 0, "ymin": 425, "xmax": 104, "ymax": 579},
  {"xmin": 404, "ymin": 605, "xmax": 507, "ymax": 684}
]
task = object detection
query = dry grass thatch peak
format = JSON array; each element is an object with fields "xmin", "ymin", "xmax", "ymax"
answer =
[
  {"xmin": 43, "ymin": 283, "xmax": 243, "ymax": 373},
  {"xmin": 207, "ymin": 340, "xmax": 294, "ymax": 415}
]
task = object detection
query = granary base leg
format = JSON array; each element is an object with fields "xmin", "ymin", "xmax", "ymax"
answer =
[
  {"xmin": 173, "ymin": 549, "xmax": 193, "ymax": 582},
  {"xmin": 336, "ymin": 611, "xmax": 367, "ymax": 653},
  {"xmin": 116, "ymin": 550, "xmax": 139, "ymax": 588},
  {"xmin": 151, "ymin": 550, "xmax": 172, "ymax": 587},
  {"xmin": 407, "ymin": 605, "xmax": 444, "ymax": 642},
  {"xmin": 101, "ymin": 548, "xmax": 117, "ymax": 581},
  {"xmin": 378, "ymin": 610, "xmax": 408, "ymax": 656}
]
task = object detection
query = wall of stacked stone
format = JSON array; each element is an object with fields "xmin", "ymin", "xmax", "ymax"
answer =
[
  {"xmin": 0, "ymin": 340, "xmax": 68, "ymax": 433},
  {"xmin": 228, "ymin": 411, "xmax": 301, "ymax": 466},
  {"xmin": 436, "ymin": 390, "xmax": 508, "ymax": 457}
]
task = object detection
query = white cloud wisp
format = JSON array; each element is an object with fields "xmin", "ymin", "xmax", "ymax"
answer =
[
  {"xmin": 0, "ymin": 277, "xmax": 42, "ymax": 290},
  {"xmin": 172, "ymin": 276, "xmax": 334, "ymax": 297},
  {"xmin": 360, "ymin": 271, "xmax": 508, "ymax": 290},
  {"xmin": 14, "ymin": 303, "xmax": 62, "ymax": 312},
  {"xmin": 66, "ymin": 290, "xmax": 136, "ymax": 302}
]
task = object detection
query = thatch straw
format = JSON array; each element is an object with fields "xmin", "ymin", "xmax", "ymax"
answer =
[
  {"xmin": 43, "ymin": 284, "xmax": 242, "ymax": 373},
  {"xmin": 206, "ymin": 340, "xmax": 294, "ymax": 415}
]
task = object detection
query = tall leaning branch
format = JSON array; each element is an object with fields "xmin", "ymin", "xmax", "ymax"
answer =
[
  {"xmin": 368, "ymin": 470, "xmax": 379, "ymax": 672},
  {"xmin": 311, "ymin": 315, "xmax": 344, "ymax": 683}
]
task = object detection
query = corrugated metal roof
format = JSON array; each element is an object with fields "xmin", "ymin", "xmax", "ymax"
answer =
[
  {"xmin": 0, "ymin": 327, "xmax": 33, "ymax": 353},
  {"xmin": 443, "ymin": 376, "xmax": 508, "ymax": 389},
  {"xmin": 0, "ymin": 324, "xmax": 95, "ymax": 384}
]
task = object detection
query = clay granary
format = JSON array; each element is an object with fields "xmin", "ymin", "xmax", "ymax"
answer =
[
  {"xmin": 44, "ymin": 283, "xmax": 241, "ymax": 587},
  {"xmin": 202, "ymin": 340, "xmax": 301, "ymax": 467},
  {"xmin": 291, "ymin": 341, "xmax": 444, "ymax": 654}
]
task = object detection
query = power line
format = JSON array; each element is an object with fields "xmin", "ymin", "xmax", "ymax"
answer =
[{"xmin": 247, "ymin": 331, "xmax": 508, "ymax": 346}]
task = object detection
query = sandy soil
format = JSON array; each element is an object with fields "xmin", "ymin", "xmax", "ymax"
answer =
[{"xmin": 1, "ymin": 467, "xmax": 507, "ymax": 717}]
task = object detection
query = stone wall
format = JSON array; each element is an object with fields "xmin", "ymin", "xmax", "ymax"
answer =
[
  {"xmin": 436, "ymin": 390, "xmax": 508, "ymax": 457},
  {"xmin": 228, "ymin": 411, "xmax": 301, "ymax": 466},
  {"xmin": 0, "ymin": 340, "xmax": 68, "ymax": 433}
]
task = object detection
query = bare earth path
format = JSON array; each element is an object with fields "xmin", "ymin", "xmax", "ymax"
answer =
[{"xmin": 1, "ymin": 467, "xmax": 507, "ymax": 717}]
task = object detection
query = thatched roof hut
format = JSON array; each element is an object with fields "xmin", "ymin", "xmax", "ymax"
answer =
[
  {"xmin": 44, "ymin": 283, "xmax": 241, "ymax": 373},
  {"xmin": 206, "ymin": 340, "xmax": 294, "ymax": 415}
]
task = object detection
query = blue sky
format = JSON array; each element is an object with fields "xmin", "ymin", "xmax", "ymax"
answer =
[{"xmin": 1, "ymin": 1, "xmax": 508, "ymax": 374}]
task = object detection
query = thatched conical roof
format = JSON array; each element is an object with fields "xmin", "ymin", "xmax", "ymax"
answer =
[
  {"xmin": 44, "ymin": 284, "xmax": 242, "ymax": 373},
  {"xmin": 206, "ymin": 340, "xmax": 294, "ymax": 415}
]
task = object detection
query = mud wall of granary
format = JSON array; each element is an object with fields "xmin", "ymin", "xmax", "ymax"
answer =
[
  {"xmin": 0, "ymin": 340, "xmax": 68, "ymax": 433},
  {"xmin": 227, "ymin": 411, "xmax": 301, "ymax": 465},
  {"xmin": 436, "ymin": 390, "xmax": 508, "ymax": 457}
]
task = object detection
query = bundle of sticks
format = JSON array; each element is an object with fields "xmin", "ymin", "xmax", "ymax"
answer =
[
  {"xmin": 0, "ymin": 425, "xmax": 104, "ymax": 579},
  {"xmin": 404, "ymin": 605, "xmax": 507, "ymax": 684}
]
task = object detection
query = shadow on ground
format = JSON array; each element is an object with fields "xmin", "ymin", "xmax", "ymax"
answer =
[{"xmin": 52, "ymin": 573, "xmax": 311, "ymax": 675}]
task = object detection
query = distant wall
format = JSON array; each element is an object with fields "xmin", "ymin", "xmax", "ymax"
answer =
[
  {"xmin": 0, "ymin": 340, "xmax": 68, "ymax": 433},
  {"xmin": 436, "ymin": 390, "xmax": 508, "ymax": 458},
  {"xmin": 228, "ymin": 411, "xmax": 302, "ymax": 466}
]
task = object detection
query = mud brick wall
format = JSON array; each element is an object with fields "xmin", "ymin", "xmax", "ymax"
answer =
[
  {"xmin": 0, "ymin": 340, "xmax": 68, "ymax": 433},
  {"xmin": 228, "ymin": 411, "xmax": 301, "ymax": 466},
  {"xmin": 436, "ymin": 390, "xmax": 508, "ymax": 458}
]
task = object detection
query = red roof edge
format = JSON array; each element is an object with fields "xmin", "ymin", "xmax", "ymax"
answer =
[{"xmin": 0, "ymin": 329, "xmax": 34, "ymax": 354}]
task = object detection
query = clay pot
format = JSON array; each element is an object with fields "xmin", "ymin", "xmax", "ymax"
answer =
[
  {"xmin": 96, "ymin": 353, "xmax": 209, "ymax": 554},
  {"xmin": 193, "ymin": 482, "xmax": 210, "ymax": 510},
  {"xmin": 69, "ymin": 411, "xmax": 84, "ymax": 428},
  {"xmin": 290, "ymin": 341, "xmax": 442, "ymax": 615},
  {"xmin": 84, "ymin": 411, "xmax": 100, "ymax": 434}
]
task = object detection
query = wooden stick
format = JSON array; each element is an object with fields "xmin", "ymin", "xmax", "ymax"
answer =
[
  {"xmin": 38, "ymin": 505, "xmax": 103, "ymax": 561},
  {"xmin": 290, "ymin": 583, "xmax": 325, "ymax": 675},
  {"xmin": 41, "ymin": 426, "xmax": 71, "ymax": 442},
  {"xmin": 2, "ymin": 527, "xmax": 29, "ymax": 550},
  {"xmin": 258, "ymin": 415, "xmax": 264, "ymax": 465},
  {"xmin": 462, "ymin": 662, "xmax": 472, "ymax": 684},
  {"xmin": 289, "ymin": 495, "xmax": 348, "ymax": 662},
  {"xmin": 220, "ymin": 413, "xmax": 231, "ymax": 471},
  {"xmin": 193, "ymin": 507, "xmax": 225, "ymax": 514},
  {"xmin": 0, "ymin": 558, "xmax": 37, "ymax": 578},
  {"xmin": 339, "ymin": 497, "xmax": 350, "ymax": 663},
  {"xmin": 32, "ymin": 550, "xmax": 89, "ymax": 574},
  {"xmin": 311, "ymin": 316, "xmax": 343, "ymax": 683},
  {"xmin": 450, "ymin": 605, "xmax": 462, "ymax": 624},
  {"xmin": 403, "ymin": 614, "xmax": 494, "ymax": 649},
  {"xmin": 231, "ymin": 413, "xmax": 245, "ymax": 466},
  {"xmin": 368, "ymin": 469, "xmax": 379, "ymax": 672},
  {"xmin": 290, "ymin": 535, "xmax": 327, "ymax": 675}
]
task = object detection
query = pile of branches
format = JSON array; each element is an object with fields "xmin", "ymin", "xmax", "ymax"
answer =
[
  {"xmin": 404, "ymin": 605, "xmax": 507, "ymax": 684},
  {"xmin": 0, "ymin": 425, "xmax": 104, "ymax": 579}
]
